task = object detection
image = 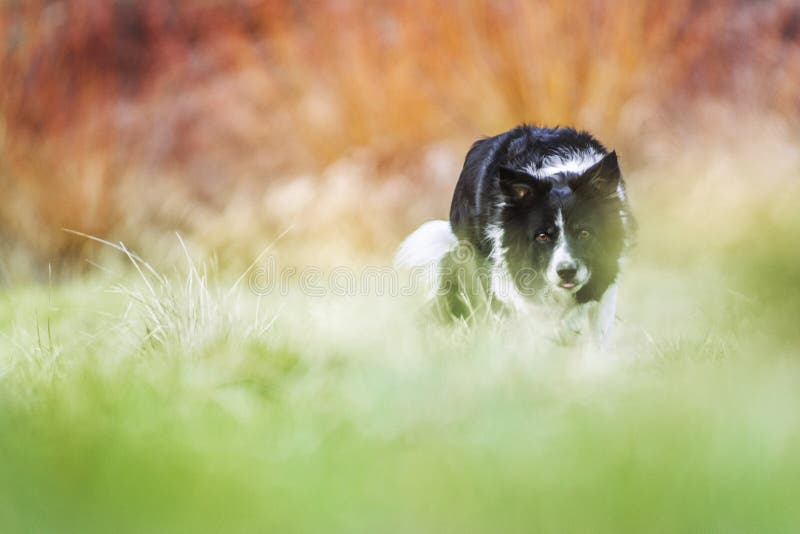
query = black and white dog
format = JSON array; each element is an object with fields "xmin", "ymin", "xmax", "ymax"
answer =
[{"xmin": 396, "ymin": 125, "xmax": 634, "ymax": 346}]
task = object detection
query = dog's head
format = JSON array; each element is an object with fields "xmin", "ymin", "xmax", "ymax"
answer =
[{"xmin": 493, "ymin": 151, "xmax": 628, "ymax": 302}]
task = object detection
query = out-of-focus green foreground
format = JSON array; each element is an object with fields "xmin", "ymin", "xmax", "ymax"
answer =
[{"xmin": 1, "ymin": 148, "xmax": 799, "ymax": 533}]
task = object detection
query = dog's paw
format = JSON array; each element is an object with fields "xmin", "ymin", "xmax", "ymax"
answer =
[
  {"xmin": 555, "ymin": 303, "xmax": 596, "ymax": 345},
  {"xmin": 555, "ymin": 314, "xmax": 583, "ymax": 345}
]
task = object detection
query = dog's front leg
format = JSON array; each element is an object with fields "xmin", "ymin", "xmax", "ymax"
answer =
[
  {"xmin": 557, "ymin": 301, "xmax": 595, "ymax": 345},
  {"xmin": 589, "ymin": 283, "xmax": 618, "ymax": 351},
  {"xmin": 558, "ymin": 283, "xmax": 618, "ymax": 349}
]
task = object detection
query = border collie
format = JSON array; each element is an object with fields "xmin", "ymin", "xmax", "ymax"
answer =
[{"xmin": 396, "ymin": 125, "xmax": 634, "ymax": 346}]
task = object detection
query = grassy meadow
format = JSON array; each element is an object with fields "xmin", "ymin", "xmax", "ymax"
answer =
[
  {"xmin": 2, "ymin": 140, "xmax": 800, "ymax": 532},
  {"xmin": 2, "ymin": 1, "xmax": 800, "ymax": 532}
]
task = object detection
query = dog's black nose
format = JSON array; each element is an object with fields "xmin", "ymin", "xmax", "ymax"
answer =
[{"xmin": 556, "ymin": 261, "xmax": 577, "ymax": 281}]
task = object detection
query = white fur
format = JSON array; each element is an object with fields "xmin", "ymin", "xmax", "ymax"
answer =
[
  {"xmin": 556, "ymin": 283, "xmax": 618, "ymax": 350},
  {"xmin": 548, "ymin": 211, "xmax": 572, "ymax": 279},
  {"xmin": 593, "ymin": 283, "xmax": 618, "ymax": 349},
  {"xmin": 545, "ymin": 210, "xmax": 590, "ymax": 291},
  {"xmin": 525, "ymin": 149, "xmax": 603, "ymax": 178},
  {"xmin": 485, "ymin": 223, "xmax": 529, "ymax": 311},
  {"xmin": 394, "ymin": 220, "xmax": 456, "ymax": 268},
  {"xmin": 394, "ymin": 220, "xmax": 457, "ymax": 296}
]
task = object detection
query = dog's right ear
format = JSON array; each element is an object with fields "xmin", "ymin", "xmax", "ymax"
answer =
[
  {"xmin": 569, "ymin": 151, "xmax": 621, "ymax": 198},
  {"xmin": 498, "ymin": 167, "xmax": 548, "ymax": 204}
]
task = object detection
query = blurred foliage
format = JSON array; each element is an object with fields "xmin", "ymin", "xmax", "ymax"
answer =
[{"xmin": 0, "ymin": 0, "xmax": 799, "ymax": 269}]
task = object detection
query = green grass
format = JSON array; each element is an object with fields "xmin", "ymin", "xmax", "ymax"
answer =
[{"xmin": 2, "ymin": 189, "xmax": 800, "ymax": 532}]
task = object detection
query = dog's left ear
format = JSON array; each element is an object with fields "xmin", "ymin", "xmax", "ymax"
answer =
[
  {"xmin": 570, "ymin": 151, "xmax": 621, "ymax": 198},
  {"xmin": 498, "ymin": 167, "xmax": 550, "ymax": 204}
]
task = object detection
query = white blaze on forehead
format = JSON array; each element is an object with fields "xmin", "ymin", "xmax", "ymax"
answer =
[
  {"xmin": 555, "ymin": 209, "xmax": 564, "ymax": 232},
  {"xmin": 550, "ymin": 210, "xmax": 574, "ymax": 267}
]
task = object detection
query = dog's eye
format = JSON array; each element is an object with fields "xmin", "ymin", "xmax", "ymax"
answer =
[
  {"xmin": 535, "ymin": 232, "xmax": 550, "ymax": 242},
  {"xmin": 577, "ymin": 229, "xmax": 592, "ymax": 239}
]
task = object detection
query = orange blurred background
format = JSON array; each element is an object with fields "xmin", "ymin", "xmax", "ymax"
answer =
[{"xmin": 1, "ymin": 0, "xmax": 799, "ymax": 276}]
